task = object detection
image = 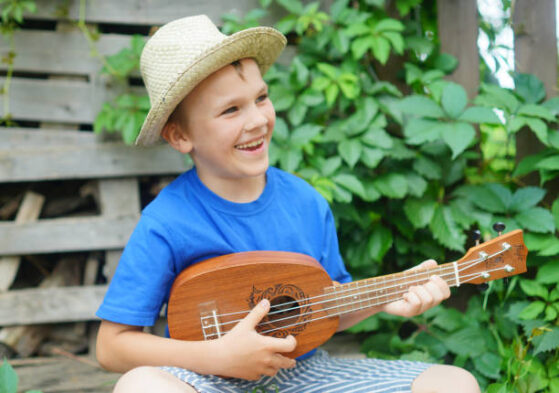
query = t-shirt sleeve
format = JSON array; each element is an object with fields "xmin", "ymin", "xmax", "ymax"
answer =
[
  {"xmin": 320, "ymin": 206, "xmax": 352, "ymax": 284},
  {"xmin": 96, "ymin": 213, "xmax": 176, "ymax": 326}
]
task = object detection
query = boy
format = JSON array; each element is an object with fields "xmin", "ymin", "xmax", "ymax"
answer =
[{"xmin": 96, "ymin": 15, "xmax": 480, "ymax": 393}]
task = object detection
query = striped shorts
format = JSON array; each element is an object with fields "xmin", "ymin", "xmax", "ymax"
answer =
[{"xmin": 160, "ymin": 350, "xmax": 432, "ymax": 393}]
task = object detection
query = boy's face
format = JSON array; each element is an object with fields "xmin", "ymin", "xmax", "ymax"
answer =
[{"xmin": 171, "ymin": 58, "xmax": 275, "ymax": 190}]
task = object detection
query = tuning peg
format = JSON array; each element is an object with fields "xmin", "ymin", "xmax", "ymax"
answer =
[
  {"xmin": 492, "ymin": 222, "xmax": 506, "ymax": 236},
  {"xmin": 472, "ymin": 229, "xmax": 481, "ymax": 246}
]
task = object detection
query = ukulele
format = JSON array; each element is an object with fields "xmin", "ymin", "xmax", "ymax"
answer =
[{"xmin": 167, "ymin": 229, "xmax": 527, "ymax": 358}]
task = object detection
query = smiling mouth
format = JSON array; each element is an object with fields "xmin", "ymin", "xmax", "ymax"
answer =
[{"xmin": 235, "ymin": 137, "xmax": 264, "ymax": 151}]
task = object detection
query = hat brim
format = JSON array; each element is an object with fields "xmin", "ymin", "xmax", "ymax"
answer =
[{"xmin": 135, "ymin": 27, "xmax": 286, "ymax": 146}]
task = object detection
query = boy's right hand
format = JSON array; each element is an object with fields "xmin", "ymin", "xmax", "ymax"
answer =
[{"xmin": 214, "ymin": 298, "xmax": 297, "ymax": 380}]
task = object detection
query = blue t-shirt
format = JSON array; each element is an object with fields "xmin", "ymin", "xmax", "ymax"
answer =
[{"xmin": 96, "ymin": 166, "xmax": 351, "ymax": 357}]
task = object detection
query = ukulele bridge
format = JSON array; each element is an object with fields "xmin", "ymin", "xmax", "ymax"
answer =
[{"xmin": 199, "ymin": 301, "xmax": 221, "ymax": 340}]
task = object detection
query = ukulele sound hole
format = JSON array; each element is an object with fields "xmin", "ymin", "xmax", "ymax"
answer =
[{"xmin": 269, "ymin": 296, "xmax": 300, "ymax": 328}]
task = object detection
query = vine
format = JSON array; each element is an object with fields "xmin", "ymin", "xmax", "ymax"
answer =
[{"xmin": 0, "ymin": 0, "xmax": 37, "ymax": 125}]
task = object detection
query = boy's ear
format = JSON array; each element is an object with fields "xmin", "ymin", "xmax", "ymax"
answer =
[{"xmin": 161, "ymin": 121, "xmax": 193, "ymax": 154}]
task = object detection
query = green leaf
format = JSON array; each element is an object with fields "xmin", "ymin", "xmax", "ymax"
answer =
[
  {"xmin": 370, "ymin": 36, "xmax": 391, "ymax": 65},
  {"xmin": 458, "ymin": 106, "xmax": 501, "ymax": 124},
  {"xmin": 0, "ymin": 358, "xmax": 18, "ymax": 393},
  {"xmin": 444, "ymin": 326, "xmax": 486, "ymax": 357},
  {"xmin": 536, "ymin": 156, "xmax": 559, "ymax": 170},
  {"xmin": 406, "ymin": 172, "xmax": 427, "ymax": 197},
  {"xmin": 290, "ymin": 124, "xmax": 322, "ymax": 146},
  {"xmin": 533, "ymin": 327, "xmax": 559, "ymax": 355},
  {"xmin": 360, "ymin": 147, "xmax": 384, "ymax": 169},
  {"xmin": 338, "ymin": 138, "xmax": 362, "ymax": 168},
  {"xmin": 325, "ymin": 84, "xmax": 340, "ymax": 106},
  {"xmin": 404, "ymin": 197, "xmax": 436, "ymax": 229},
  {"xmin": 441, "ymin": 122, "xmax": 475, "ymax": 159},
  {"xmin": 462, "ymin": 184, "xmax": 511, "ymax": 213},
  {"xmin": 434, "ymin": 53, "xmax": 458, "ymax": 73},
  {"xmin": 399, "ymin": 96, "xmax": 445, "ymax": 118},
  {"xmin": 279, "ymin": 148, "xmax": 302, "ymax": 173},
  {"xmin": 373, "ymin": 18, "xmax": 404, "ymax": 33},
  {"xmin": 367, "ymin": 225, "xmax": 393, "ymax": 261},
  {"xmin": 517, "ymin": 104, "xmax": 556, "ymax": 121},
  {"xmin": 273, "ymin": 118, "xmax": 289, "ymax": 142},
  {"xmin": 333, "ymin": 174, "xmax": 366, "ymax": 200},
  {"xmin": 431, "ymin": 307, "xmax": 465, "ymax": 332},
  {"xmin": 553, "ymin": 198, "xmax": 559, "ymax": 230},
  {"xmin": 430, "ymin": 204, "xmax": 466, "ymax": 251},
  {"xmin": 270, "ymin": 85, "xmax": 295, "ymax": 111},
  {"xmin": 277, "ymin": 0, "xmax": 305, "ymax": 14},
  {"xmin": 373, "ymin": 173, "xmax": 408, "ymax": 199},
  {"xmin": 361, "ymin": 127, "xmax": 393, "ymax": 149},
  {"xmin": 514, "ymin": 73, "xmax": 546, "ymax": 104},
  {"xmin": 351, "ymin": 36, "xmax": 372, "ymax": 59},
  {"xmin": 472, "ymin": 352, "xmax": 501, "ymax": 379},
  {"xmin": 509, "ymin": 187, "xmax": 546, "ymax": 212},
  {"xmin": 287, "ymin": 101, "xmax": 307, "ymax": 126},
  {"xmin": 413, "ymin": 155, "xmax": 442, "ymax": 180},
  {"xmin": 525, "ymin": 117, "xmax": 549, "ymax": 145},
  {"xmin": 536, "ymin": 261, "xmax": 559, "ymax": 284},
  {"xmin": 515, "ymin": 207, "xmax": 556, "ymax": 233},
  {"xmin": 441, "ymin": 82, "xmax": 468, "ymax": 119},
  {"xmin": 403, "ymin": 118, "xmax": 441, "ymax": 145},
  {"xmin": 520, "ymin": 280, "xmax": 549, "ymax": 299},
  {"xmin": 384, "ymin": 32, "xmax": 404, "ymax": 54}
]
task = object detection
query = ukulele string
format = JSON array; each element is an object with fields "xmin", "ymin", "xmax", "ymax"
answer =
[
  {"xmin": 202, "ymin": 265, "xmax": 510, "ymax": 339},
  {"xmin": 210, "ymin": 245, "xmax": 508, "ymax": 322},
  {"xmin": 209, "ymin": 264, "xmax": 455, "ymax": 327}
]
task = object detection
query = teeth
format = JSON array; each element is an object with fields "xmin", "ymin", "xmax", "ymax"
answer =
[{"xmin": 236, "ymin": 138, "xmax": 263, "ymax": 149}]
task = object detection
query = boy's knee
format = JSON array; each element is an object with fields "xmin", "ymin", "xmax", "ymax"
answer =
[
  {"xmin": 113, "ymin": 366, "xmax": 196, "ymax": 393},
  {"xmin": 412, "ymin": 364, "xmax": 480, "ymax": 393}
]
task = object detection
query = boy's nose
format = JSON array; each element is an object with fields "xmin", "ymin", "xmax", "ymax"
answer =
[{"xmin": 243, "ymin": 106, "xmax": 268, "ymax": 132}]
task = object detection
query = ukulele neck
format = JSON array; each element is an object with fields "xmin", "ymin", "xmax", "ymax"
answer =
[{"xmin": 324, "ymin": 238, "xmax": 518, "ymax": 317}]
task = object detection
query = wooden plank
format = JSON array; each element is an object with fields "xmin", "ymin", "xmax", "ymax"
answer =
[
  {"xmin": 0, "ymin": 30, "xmax": 133, "ymax": 75},
  {"xmin": 437, "ymin": 0, "xmax": 479, "ymax": 99},
  {"xmin": 14, "ymin": 356, "xmax": 117, "ymax": 393},
  {"xmin": 0, "ymin": 140, "xmax": 188, "ymax": 182},
  {"xmin": 98, "ymin": 178, "xmax": 141, "ymax": 217},
  {"xmin": 0, "ymin": 191, "xmax": 45, "ymax": 291},
  {"xmin": 0, "ymin": 216, "xmax": 138, "ymax": 255},
  {"xmin": 27, "ymin": 0, "xmax": 261, "ymax": 26},
  {"xmin": 513, "ymin": 0, "xmax": 558, "ymax": 197},
  {"xmin": 0, "ymin": 285, "xmax": 107, "ymax": 326},
  {"xmin": 513, "ymin": 0, "xmax": 558, "ymax": 98},
  {"xmin": 0, "ymin": 128, "xmax": 100, "ymax": 148},
  {"xmin": 0, "ymin": 77, "xmax": 135, "ymax": 124}
]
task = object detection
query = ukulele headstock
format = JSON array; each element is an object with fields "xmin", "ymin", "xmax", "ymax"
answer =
[{"xmin": 455, "ymin": 229, "xmax": 527, "ymax": 285}]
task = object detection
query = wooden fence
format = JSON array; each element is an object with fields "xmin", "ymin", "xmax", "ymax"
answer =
[{"xmin": 0, "ymin": 0, "xmax": 269, "ymax": 371}]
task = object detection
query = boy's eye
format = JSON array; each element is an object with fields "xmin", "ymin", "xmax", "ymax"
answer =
[
  {"xmin": 256, "ymin": 94, "xmax": 268, "ymax": 103},
  {"xmin": 221, "ymin": 106, "xmax": 238, "ymax": 115}
]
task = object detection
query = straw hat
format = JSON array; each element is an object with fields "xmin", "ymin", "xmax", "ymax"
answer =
[{"xmin": 135, "ymin": 15, "xmax": 287, "ymax": 146}]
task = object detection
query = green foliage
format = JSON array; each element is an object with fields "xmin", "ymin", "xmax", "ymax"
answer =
[
  {"xmin": 0, "ymin": 358, "xmax": 42, "ymax": 393},
  {"xmin": 221, "ymin": 0, "xmax": 559, "ymax": 390},
  {"xmin": 93, "ymin": 37, "xmax": 148, "ymax": 143}
]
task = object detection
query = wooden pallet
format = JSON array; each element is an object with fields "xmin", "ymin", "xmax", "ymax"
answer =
[{"xmin": 0, "ymin": 0, "xmax": 264, "ymax": 386}]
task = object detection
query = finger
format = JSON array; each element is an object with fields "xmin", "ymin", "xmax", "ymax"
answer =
[
  {"xmin": 407, "ymin": 259, "xmax": 437, "ymax": 272},
  {"xmin": 425, "ymin": 276, "xmax": 451, "ymax": 302},
  {"xmin": 411, "ymin": 284, "xmax": 434, "ymax": 308},
  {"xmin": 264, "ymin": 334, "xmax": 297, "ymax": 353},
  {"xmin": 239, "ymin": 299, "xmax": 270, "ymax": 329},
  {"xmin": 271, "ymin": 353, "xmax": 296, "ymax": 370}
]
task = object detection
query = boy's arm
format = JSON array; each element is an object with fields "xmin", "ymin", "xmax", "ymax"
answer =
[
  {"xmin": 336, "ymin": 259, "xmax": 451, "ymax": 331},
  {"xmin": 97, "ymin": 299, "xmax": 296, "ymax": 380}
]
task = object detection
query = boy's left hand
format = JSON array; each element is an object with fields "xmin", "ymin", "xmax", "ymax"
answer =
[{"xmin": 381, "ymin": 259, "xmax": 450, "ymax": 318}]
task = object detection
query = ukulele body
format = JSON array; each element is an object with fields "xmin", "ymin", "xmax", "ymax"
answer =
[{"xmin": 168, "ymin": 251, "xmax": 340, "ymax": 359}]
